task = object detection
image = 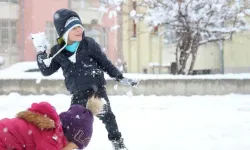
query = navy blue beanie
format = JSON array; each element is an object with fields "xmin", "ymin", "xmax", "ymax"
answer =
[{"xmin": 53, "ymin": 8, "xmax": 83, "ymax": 37}]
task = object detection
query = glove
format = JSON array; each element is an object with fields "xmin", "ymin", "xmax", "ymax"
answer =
[
  {"xmin": 117, "ymin": 77, "xmax": 139, "ymax": 87},
  {"xmin": 31, "ymin": 32, "xmax": 51, "ymax": 53}
]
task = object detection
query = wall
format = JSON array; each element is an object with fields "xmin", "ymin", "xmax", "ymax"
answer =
[
  {"xmin": 1, "ymin": 78, "xmax": 250, "ymax": 96},
  {"xmin": 224, "ymin": 32, "xmax": 250, "ymax": 73},
  {"xmin": 121, "ymin": 0, "xmax": 164, "ymax": 73},
  {"xmin": 17, "ymin": 0, "xmax": 68, "ymax": 61},
  {"xmin": 163, "ymin": 42, "xmax": 221, "ymax": 72}
]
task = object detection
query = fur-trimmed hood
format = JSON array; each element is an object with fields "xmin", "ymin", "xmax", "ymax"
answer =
[
  {"xmin": 16, "ymin": 102, "xmax": 61, "ymax": 130},
  {"xmin": 16, "ymin": 110, "xmax": 55, "ymax": 129}
]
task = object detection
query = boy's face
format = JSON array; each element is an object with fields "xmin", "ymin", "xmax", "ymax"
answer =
[{"xmin": 68, "ymin": 26, "xmax": 83, "ymax": 42}]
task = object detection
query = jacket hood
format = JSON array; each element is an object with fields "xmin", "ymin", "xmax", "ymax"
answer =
[
  {"xmin": 16, "ymin": 110, "xmax": 55, "ymax": 129},
  {"xmin": 16, "ymin": 102, "xmax": 61, "ymax": 130}
]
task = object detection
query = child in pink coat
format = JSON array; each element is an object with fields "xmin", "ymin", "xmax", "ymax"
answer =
[{"xmin": 0, "ymin": 96, "xmax": 103, "ymax": 150}]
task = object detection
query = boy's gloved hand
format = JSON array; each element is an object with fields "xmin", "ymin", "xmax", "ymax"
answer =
[
  {"xmin": 31, "ymin": 32, "xmax": 51, "ymax": 53},
  {"xmin": 117, "ymin": 77, "xmax": 139, "ymax": 87}
]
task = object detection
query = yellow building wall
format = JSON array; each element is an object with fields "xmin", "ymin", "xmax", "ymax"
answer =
[
  {"xmin": 224, "ymin": 32, "xmax": 250, "ymax": 73},
  {"xmin": 121, "ymin": 0, "xmax": 164, "ymax": 73},
  {"xmin": 194, "ymin": 43, "xmax": 221, "ymax": 70},
  {"xmin": 163, "ymin": 43, "xmax": 221, "ymax": 73},
  {"xmin": 122, "ymin": 0, "xmax": 250, "ymax": 74}
]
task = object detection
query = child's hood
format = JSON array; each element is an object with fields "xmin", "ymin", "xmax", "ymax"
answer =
[{"xmin": 16, "ymin": 102, "xmax": 60, "ymax": 130}]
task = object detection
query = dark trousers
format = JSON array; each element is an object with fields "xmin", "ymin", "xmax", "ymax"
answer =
[{"xmin": 71, "ymin": 88, "xmax": 122, "ymax": 141}]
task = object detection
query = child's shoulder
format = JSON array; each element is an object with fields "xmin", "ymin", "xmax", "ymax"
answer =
[{"xmin": 84, "ymin": 36, "xmax": 96, "ymax": 44}]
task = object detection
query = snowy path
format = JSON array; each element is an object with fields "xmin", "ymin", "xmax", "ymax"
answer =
[{"xmin": 0, "ymin": 93, "xmax": 250, "ymax": 150}]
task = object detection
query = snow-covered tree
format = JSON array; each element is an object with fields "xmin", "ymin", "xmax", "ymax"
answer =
[{"xmin": 142, "ymin": 0, "xmax": 250, "ymax": 74}]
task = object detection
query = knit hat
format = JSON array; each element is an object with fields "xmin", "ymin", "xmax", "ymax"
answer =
[
  {"xmin": 53, "ymin": 8, "xmax": 82, "ymax": 37},
  {"xmin": 43, "ymin": 9, "xmax": 84, "ymax": 67},
  {"xmin": 59, "ymin": 96, "xmax": 103, "ymax": 149}
]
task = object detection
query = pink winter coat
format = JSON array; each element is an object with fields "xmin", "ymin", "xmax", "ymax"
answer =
[{"xmin": 0, "ymin": 102, "xmax": 67, "ymax": 150}]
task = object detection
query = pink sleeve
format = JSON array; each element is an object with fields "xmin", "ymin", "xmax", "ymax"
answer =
[
  {"xmin": 35, "ymin": 134, "xmax": 66, "ymax": 150},
  {"xmin": 36, "ymin": 142, "xmax": 61, "ymax": 150}
]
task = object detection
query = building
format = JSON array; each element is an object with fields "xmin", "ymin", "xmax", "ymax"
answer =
[
  {"xmin": 120, "ymin": 0, "xmax": 250, "ymax": 74},
  {"xmin": 121, "ymin": 0, "xmax": 165, "ymax": 73},
  {"xmin": 0, "ymin": 0, "xmax": 19, "ymax": 68},
  {"xmin": 0, "ymin": 0, "xmax": 119, "ymax": 68},
  {"xmin": 1, "ymin": 0, "xmax": 250, "ymax": 74}
]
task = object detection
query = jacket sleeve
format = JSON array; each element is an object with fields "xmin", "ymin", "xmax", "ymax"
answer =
[
  {"xmin": 36, "ymin": 143, "xmax": 59, "ymax": 150},
  {"xmin": 36, "ymin": 45, "xmax": 61, "ymax": 76},
  {"xmin": 88, "ymin": 38, "xmax": 123, "ymax": 79}
]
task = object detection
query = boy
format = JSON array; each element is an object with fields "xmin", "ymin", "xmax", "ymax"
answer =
[{"xmin": 32, "ymin": 8, "xmax": 138, "ymax": 150}]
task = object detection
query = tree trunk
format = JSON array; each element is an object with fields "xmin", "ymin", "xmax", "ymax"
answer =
[
  {"xmin": 178, "ymin": 51, "xmax": 191, "ymax": 74},
  {"xmin": 177, "ymin": 32, "xmax": 192, "ymax": 74},
  {"xmin": 188, "ymin": 53, "xmax": 197, "ymax": 75},
  {"xmin": 188, "ymin": 33, "xmax": 201, "ymax": 75},
  {"xmin": 175, "ymin": 45, "xmax": 179, "ymax": 75}
]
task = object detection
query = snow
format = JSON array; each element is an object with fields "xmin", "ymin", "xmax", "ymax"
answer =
[
  {"xmin": 2, "ymin": 61, "xmax": 250, "ymax": 80},
  {"xmin": 89, "ymin": 6, "xmax": 109, "ymax": 13},
  {"xmin": 0, "ymin": 61, "xmax": 38, "ymax": 72},
  {"xmin": 53, "ymin": 12, "xmax": 60, "ymax": 20},
  {"xmin": 2, "ymin": 66, "xmax": 250, "ymax": 80},
  {"xmin": 116, "ymin": 6, "xmax": 121, "ymax": 11},
  {"xmin": 108, "ymin": 10, "xmax": 118, "ymax": 18},
  {"xmin": 143, "ymin": 0, "xmax": 250, "ymax": 44},
  {"xmin": 149, "ymin": 62, "xmax": 170, "ymax": 67},
  {"xmin": 110, "ymin": 25, "xmax": 120, "ymax": 31},
  {"xmin": 3, "ymin": 127, "xmax": 8, "ymax": 133},
  {"xmin": 112, "ymin": 0, "xmax": 125, "ymax": 5},
  {"xmin": 0, "ymin": 56, "xmax": 4, "ymax": 65},
  {"xmin": 0, "ymin": 93, "xmax": 250, "ymax": 150},
  {"xmin": 130, "ymin": 10, "xmax": 137, "ymax": 18}
]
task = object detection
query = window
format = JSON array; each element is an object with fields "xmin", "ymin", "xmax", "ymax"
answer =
[
  {"xmin": 98, "ymin": 0, "xmax": 110, "ymax": 5},
  {"xmin": 85, "ymin": 27, "xmax": 107, "ymax": 49},
  {"xmin": 0, "ymin": 20, "xmax": 17, "ymax": 52},
  {"xmin": 70, "ymin": 0, "xmax": 96, "ymax": 9},
  {"xmin": 0, "ymin": 0, "xmax": 18, "ymax": 3},
  {"xmin": 45, "ymin": 22, "xmax": 58, "ymax": 46}
]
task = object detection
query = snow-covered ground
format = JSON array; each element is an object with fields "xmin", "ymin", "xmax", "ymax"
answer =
[{"xmin": 0, "ymin": 93, "xmax": 250, "ymax": 150}]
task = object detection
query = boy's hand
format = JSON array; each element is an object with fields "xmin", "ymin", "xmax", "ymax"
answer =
[
  {"xmin": 31, "ymin": 32, "xmax": 51, "ymax": 53},
  {"xmin": 117, "ymin": 77, "xmax": 139, "ymax": 87}
]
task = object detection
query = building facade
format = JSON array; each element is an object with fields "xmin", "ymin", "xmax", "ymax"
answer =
[
  {"xmin": 0, "ymin": 0, "xmax": 119, "ymax": 68},
  {"xmin": 1, "ymin": 0, "xmax": 250, "ymax": 74},
  {"xmin": 0, "ymin": 0, "xmax": 19, "ymax": 68}
]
